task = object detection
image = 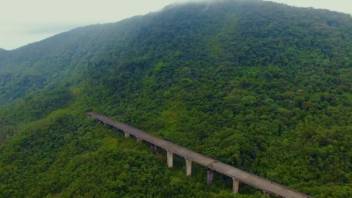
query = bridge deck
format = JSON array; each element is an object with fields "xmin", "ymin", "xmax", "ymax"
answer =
[{"xmin": 88, "ymin": 112, "xmax": 309, "ymax": 198}]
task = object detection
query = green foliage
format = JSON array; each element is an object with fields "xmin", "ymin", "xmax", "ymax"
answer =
[
  {"xmin": 1, "ymin": 0, "xmax": 352, "ymax": 197},
  {"xmin": 0, "ymin": 110, "xmax": 228, "ymax": 197}
]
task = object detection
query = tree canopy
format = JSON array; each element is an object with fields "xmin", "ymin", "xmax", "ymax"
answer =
[{"xmin": 0, "ymin": 0, "xmax": 352, "ymax": 197}]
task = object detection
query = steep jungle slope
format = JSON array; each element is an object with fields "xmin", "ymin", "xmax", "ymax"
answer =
[{"xmin": 1, "ymin": 0, "xmax": 352, "ymax": 197}]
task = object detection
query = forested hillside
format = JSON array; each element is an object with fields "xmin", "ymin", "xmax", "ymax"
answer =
[{"xmin": 1, "ymin": 0, "xmax": 352, "ymax": 197}]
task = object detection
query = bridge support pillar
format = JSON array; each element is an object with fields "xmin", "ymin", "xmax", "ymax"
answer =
[
  {"xmin": 150, "ymin": 145, "xmax": 158, "ymax": 152},
  {"xmin": 185, "ymin": 159, "xmax": 192, "ymax": 176},
  {"xmin": 167, "ymin": 151, "xmax": 173, "ymax": 168},
  {"xmin": 136, "ymin": 137, "xmax": 142, "ymax": 142},
  {"xmin": 207, "ymin": 170, "xmax": 214, "ymax": 185},
  {"xmin": 124, "ymin": 132, "xmax": 130, "ymax": 138},
  {"xmin": 232, "ymin": 177, "xmax": 240, "ymax": 193}
]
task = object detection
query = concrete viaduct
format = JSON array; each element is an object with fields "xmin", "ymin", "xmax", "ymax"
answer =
[{"xmin": 88, "ymin": 112, "xmax": 309, "ymax": 198}]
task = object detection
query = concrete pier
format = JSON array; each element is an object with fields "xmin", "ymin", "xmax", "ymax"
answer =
[
  {"xmin": 186, "ymin": 159, "xmax": 192, "ymax": 176},
  {"xmin": 150, "ymin": 145, "xmax": 158, "ymax": 152},
  {"xmin": 232, "ymin": 177, "xmax": 240, "ymax": 193},
  {"xmin": 207, "ymin": 170, "xmax": 214, "ymax": 185},
  {"xmin": 167, "ymin": 151, "xmax": 173, "ymax": 168},
  {"xmin": 88, "ymin": 112, "xmax": 310, "ymax": 198}
]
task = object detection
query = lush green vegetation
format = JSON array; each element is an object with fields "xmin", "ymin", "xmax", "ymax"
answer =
[{"xmin": 1, "ymin": 0, "xmax": 352, "ymax": 197}]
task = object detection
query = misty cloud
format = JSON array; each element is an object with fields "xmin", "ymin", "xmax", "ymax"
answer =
[{"xmin": 0, "ymin": 0, "xmax": 351, "ymax": 50}]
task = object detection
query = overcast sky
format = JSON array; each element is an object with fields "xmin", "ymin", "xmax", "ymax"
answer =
[{"xmin": 0, "ymin": 0, "xmax": 351, "ymax": 50}]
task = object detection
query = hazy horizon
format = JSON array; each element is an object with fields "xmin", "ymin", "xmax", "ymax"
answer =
[{"xmin": 1, "ymin": 0, "xmax": 351, "ymax": 50}]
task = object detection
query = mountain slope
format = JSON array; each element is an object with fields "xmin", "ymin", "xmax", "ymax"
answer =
[{"xmin": 1, "ymin": 0, "xmax": 352, "ymax": 197}]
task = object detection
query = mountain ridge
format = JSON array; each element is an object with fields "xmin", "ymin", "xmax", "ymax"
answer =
[
  {"xmin": 3, "ymin": 0, "xmax": 352, "ymax": 54},
  {"xmin": 0, "ymin": 0, "xmax": 352, "ymax": 197}
]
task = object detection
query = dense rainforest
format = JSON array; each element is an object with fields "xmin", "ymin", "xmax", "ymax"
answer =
[{"xmin": 1, "ymin": 0, "xmax": 352, "ymax": 197}]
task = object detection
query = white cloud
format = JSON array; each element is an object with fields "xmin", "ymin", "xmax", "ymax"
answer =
[
  {"xmin": 266, "ymin": 0, "xmax": 352, "ymax": 14},
  {"xmin": 0, "ymin": 0, "xmax": 351, "ymax": 50}
]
